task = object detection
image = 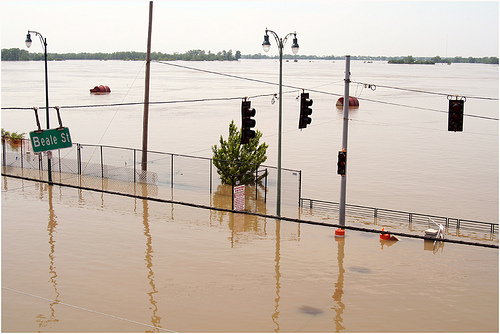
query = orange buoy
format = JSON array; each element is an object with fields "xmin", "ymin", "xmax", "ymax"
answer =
[
  {"xmin": 335, "ymin": 228, "xmax": 345, "ymax": 237},
  {"xmin": 380, "ymin": 228, "xmax": 391, "ymax": 240}
]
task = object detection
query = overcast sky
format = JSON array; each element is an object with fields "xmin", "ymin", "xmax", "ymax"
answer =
[{"xmin": 1, "ymin": 0, "xmax": 498, "ymax": 57}]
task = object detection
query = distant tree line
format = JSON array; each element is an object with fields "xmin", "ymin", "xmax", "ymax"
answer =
[
  {"xmin": 388, "ymin": 55, "xmax": 499, "ymax": 65},
  {"xmin": 1, "ymin": 48, "xmax": 241, "ymax": 61},
  {"xmin": 1, "ymin": 48, "xmax": 498, "ymax": 64}
]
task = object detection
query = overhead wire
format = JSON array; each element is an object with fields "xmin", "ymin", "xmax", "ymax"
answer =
[{"xmin": 351, "ymin": 80, "xmax": 499, "ymax": 101}]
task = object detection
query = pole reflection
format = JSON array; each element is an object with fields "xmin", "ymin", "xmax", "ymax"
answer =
[
  {"xmin": 36, "ymin": 184, "xmax": 60, "ymax": 329},
  {"xmin": 331, "ymin": 236, "xmax": 345, "ymax": 332},
  {"xmin": 141, "ymin": 184, "xmax": 162, "ymax": 332},
  {"xmin": 272, "ymin": 220, "xmax": 281, "ymax": 333}
]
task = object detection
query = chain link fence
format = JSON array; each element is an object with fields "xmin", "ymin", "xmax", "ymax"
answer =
[{"xmin": 2, "ymin": 137, "xmax": 301, "ymax": 215}]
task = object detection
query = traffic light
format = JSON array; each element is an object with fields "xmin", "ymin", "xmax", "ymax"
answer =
[
  {"xmin": 448, "ymin": 99, "xmax": 464, "ymax": 132},
  {"xmin": 299, "ymin": 92, "xmax": 313, "ymax": 129},
  {"xmin": 241, "ymin": 100, "xmax": 256, "ymax": 144},
  {"xmin": 337, "ymin": 150, "xmax": 346, "ymax": 175}
]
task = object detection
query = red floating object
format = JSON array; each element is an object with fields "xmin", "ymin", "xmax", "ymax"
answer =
[
  {"xmin": 336, "ymin": 96, "xmax": 359, "ymax": 108},
  {"xmin": 380, "ymin": 228, "xmax": 391, "ymax": 240},
  {"xmin": 335, "ymin": 228, "xmax": 345, "ymax": 237},
  {"xmin": 90, "ymin": 85, "xmax": 111, "ymax": 94}
]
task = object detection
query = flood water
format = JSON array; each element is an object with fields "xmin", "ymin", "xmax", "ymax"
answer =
[
  {"xmin": 2, "ymin": 176, "xmax": 498, "ymax": 332},
  {"xmin": 1, "ymin": 59, "xmax": 498, "ymax": 221},
  {"xmin": 1, "ymin": 59, "xmax": 499, "ymax": 332}
]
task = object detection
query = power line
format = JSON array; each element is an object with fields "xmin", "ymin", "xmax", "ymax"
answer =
[{"xmin": 351, "ymin": 80, "xmax": 499, "ymax": 101}]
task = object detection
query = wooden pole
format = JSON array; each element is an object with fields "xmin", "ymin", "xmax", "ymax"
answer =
[{"xmin": 141, "ymin": 1, "xmax": 153, "ymax": 172}]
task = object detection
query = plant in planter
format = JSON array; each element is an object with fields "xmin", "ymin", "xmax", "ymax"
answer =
[{"xmin": 2, "ymin": 128, "xmax": 26, "ymax": 148}]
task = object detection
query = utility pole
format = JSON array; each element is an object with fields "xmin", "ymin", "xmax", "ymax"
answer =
[
  {"xmin": 339, "ymin": 55, "xmax": 351, "ymax": 227},
  {"xmin": 141, "ymin": 1, "xmax": 153, "ymax": 173}
]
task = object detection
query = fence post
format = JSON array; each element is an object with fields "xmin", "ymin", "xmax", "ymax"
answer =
[
  {"xmin": 1, "ymin": 136, "xmax": 5, "ymax": 167},
  {"xmin": 231, "ymin": 175, "xmax": 235, "ymax": 210},
  {"xmin": 133, "ymin": 149, "xmax": 136, "ymax": 183},
  {"xmin": 58, "ymin": 149, "xmax": 61, "ymax": 173},
  {"xmin": 264, "ymin": 168, "xmax": 268, "ymax": 203},
  {"xmin": 77, "ymin": 144, "xmax": 81, "ymax": 175},
  {"xmin": 171, "ymin": 154, "xmax": 174, "ymax": 189},
  {"xmin": 255, "ymin": 169, "xmax": 258, "ymax": 200},
  {"xmin": 100, "ymin": 145, "xmax": 104, "ymax": 178},
  {"xmin": 20, "ymin": 139, "xmax": 24, "ymax": 169},
  {"xmin": 298, "ymin": 170, "xmax": 302, "ymax": 208},
  {"xmin": 210, "ymin": 159, "xmax": 212, "ymax": 194}
]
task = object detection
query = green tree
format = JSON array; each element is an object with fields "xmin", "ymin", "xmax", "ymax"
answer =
[{"xmin": 212, "ymin": 120, "xmax": 268, "ymax": 185}]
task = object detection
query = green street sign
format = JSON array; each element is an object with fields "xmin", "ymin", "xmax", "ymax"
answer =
[{"xmin": 30, "ymin": 127, "xmax": 72, "ymax": 153}]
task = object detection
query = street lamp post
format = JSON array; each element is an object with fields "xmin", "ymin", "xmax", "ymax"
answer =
[
  {"xmin": 262, "ymin": 28, "xmax": 299, "ymax": 217},
  {"xmin": 25, "ymin": 30, "xmax": 52, "ymax": 183}
]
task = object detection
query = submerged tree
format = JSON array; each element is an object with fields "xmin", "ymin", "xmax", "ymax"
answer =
[{"xmin": 212, "ymin": 120, "xmax": 268, "ymax": 185}]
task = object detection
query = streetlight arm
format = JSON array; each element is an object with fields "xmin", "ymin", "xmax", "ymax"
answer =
[
  {"xmin": 263, "ymin": 29, "xmax": 298, "ymax": 54},
  {"xmin": 26, "ymin": 30, "xmax": 47, "ymax": 50},
  {"xmin": 265, "ymin": 29, "xmax": 282, "ymax": 48}
]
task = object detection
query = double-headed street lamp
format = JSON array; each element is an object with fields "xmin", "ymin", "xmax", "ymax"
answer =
[
  {"xmin": 25, "ymin": 30, "xmax": 52, "ymax": 183},
  {"xmin": 262, "ymin": 28, "xmax": 299, "ymax": 217}
]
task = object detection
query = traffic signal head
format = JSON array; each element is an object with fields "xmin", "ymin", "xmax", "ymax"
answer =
[
  {"xmin": 337, "ymin": 150, "xmax": 346, "ymax": 175},
  {"xmin": 448, "ymin": 99, "xmax": 464, "ymax": 132},
  {"xmin": 241, "ymin": 100, "xmax": 256, "ymax": 144},
  {"xmin": 299, "ymin": 92, "xmax": 313, "ymax": 129}
]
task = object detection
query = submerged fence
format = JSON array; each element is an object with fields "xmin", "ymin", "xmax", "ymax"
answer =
[{"xmin": 1, "ymin": 137, "xmax": 301, "ymax": 215}]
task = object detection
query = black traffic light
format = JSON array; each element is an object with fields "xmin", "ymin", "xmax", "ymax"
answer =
[
  {"xmin": 299, "ymin": 92, "xmax": 313, "ymax": 129},
  {"xmin": 337, "ymin": 150, "xmax": 346, "ymax": 175},
  {"xmin": 448, "ymin": 99, "xmax": 464, "ymax": 132},
  {"xmin": 241, "ymin": 100, "xmax": 256, "ymax": 144}
]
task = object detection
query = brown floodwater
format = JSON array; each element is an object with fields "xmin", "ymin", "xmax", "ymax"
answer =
[{"xmin": 2, "ymin": 176, "xmax": 498, "ymax": 332}]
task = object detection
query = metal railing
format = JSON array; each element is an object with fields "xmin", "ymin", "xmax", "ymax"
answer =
[{"xmin": 300, "ymin": 198, "xmax": 498, "ymax": 234}]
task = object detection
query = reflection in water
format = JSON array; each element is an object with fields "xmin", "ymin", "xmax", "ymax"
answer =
[
  {"xmin": 213, "ymin": 183, "xmax": 270, "ymax": 247},
  {"xmin": 332, "ymin": 236, "xmax": 345, "ymax": 332},
  {"xmin": 272, "ymin": 220, "xmax": 281, "ymax": 333},
  {"xmin": 36, "ymin": 185, "xmax": 61, "ymax": 329},
  {"xmin": 424, "ymin": 240, "xmax": 445, "ymax": 254},
  {"xmin": 141, "ymin": 184, "xmax": 162, "ymax": 332}
]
